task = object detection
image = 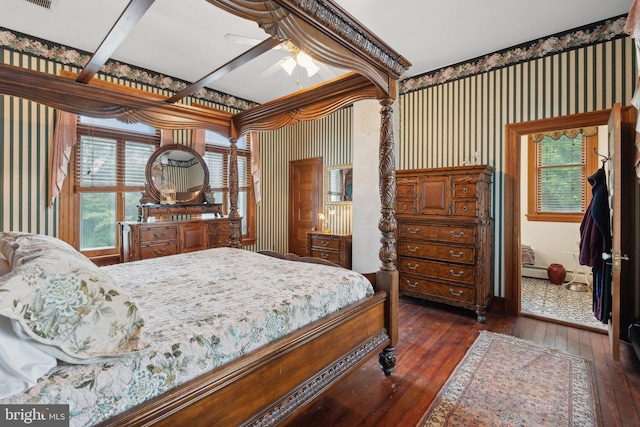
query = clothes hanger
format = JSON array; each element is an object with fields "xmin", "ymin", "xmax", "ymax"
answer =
[{"xmin": 594, "ymin": 148, "xmax": 610, "ymax": 165}]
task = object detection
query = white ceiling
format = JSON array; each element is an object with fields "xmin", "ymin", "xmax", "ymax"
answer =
[{"xmin": 0, "ymin": 0, "xmax": 633, "ymax": 104}]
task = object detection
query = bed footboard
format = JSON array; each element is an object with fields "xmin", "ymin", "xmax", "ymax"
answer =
[{"xmin": 100, "ymin": 292, "xmax": 390, "ymax": 427}]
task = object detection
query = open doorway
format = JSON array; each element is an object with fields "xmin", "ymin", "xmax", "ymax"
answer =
[
  {"xmin": 518, "ymin": 125, "xmax": 607, "ymax": 331},
  {"xmin": 503, "ymin": 110, "xmax": 615, "ymax": 332}
]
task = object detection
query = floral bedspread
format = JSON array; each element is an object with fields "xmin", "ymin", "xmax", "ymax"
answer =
[{"xmin": 2, "ymin": 248, "xmax": 374, "ymax": 426}]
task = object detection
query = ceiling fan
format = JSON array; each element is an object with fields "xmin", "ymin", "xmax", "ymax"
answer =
[{"xmin": 225, "ymin": 34, "xmax": 332, "ymax": 80}]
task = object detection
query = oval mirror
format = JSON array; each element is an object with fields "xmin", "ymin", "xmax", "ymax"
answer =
[{"xmin": 142, "ymin": 144, "xmax": 210, "ymax": 205}]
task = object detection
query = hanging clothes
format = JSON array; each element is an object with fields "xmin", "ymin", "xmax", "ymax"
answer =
[{"xmin": 579, "ymin": 167, "xmax": 612, "ymax": 324}]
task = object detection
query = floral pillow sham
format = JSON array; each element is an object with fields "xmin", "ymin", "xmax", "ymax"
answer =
[{"xmin": 0, "ymin": 232, "xmax": 149, "ymax": 364}]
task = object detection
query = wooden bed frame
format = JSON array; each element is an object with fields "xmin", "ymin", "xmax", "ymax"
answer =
[{"xmin": 0, "ymin": 1, "xmax": 410, "ymax": 425}]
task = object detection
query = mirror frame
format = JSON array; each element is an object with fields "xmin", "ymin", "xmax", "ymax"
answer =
[
  {"xmin": 141, "ymin": 144, "xmax": 210, "ymax": 205},
  {"xmin": 325, "ymin": 164, "xmax": 353, "ymax": 205}
]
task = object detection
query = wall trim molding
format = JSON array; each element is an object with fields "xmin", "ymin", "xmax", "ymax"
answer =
[
  {"xmin": 0, "ymin": 26, "xmax": 257, "ymax": 111},
  {"xmin": 400, "ymin": 14, "xmax": 629, "ymax": 95}
]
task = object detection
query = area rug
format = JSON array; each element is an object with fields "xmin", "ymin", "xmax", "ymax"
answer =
[{"xmin": 417, "ymin": 331, "xmax": 599, "ymax": 427}]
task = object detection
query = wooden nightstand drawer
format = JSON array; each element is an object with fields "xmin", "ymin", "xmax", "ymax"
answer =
[
  {"xmin": 310, "ymin": 235, "xmax": 341, "ymax": 250},
  {"xmin": 307, "ymin": 232, "xmax": 352, "ymax": 269},
  {"xmin": 309, "ymin": 249, "xmax": 341, "ymax": 264},
  {"xmin": 139, "ymin": 226, "xmax": 178, "ymax": 243}
]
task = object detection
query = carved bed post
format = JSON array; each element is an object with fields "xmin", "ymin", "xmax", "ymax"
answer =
[
  {"xmin": 228, "ymin": 137, "xmax": 242, "ymax": 248},
  {"xmin": 376, "ymin": 95, "xmax": 399, "ymax": 376}
]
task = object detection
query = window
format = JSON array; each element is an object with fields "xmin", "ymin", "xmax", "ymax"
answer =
[
  {"xmin": 205, "ymin": 131, "xmax": 256, "ymax": 244},
  {"xmin": 527, "ymin": 127, "xmax": 599, "ymax": 223},
  {"xmin": 70, "ymin": 117, "xmax": 159, "ymax": 258}
]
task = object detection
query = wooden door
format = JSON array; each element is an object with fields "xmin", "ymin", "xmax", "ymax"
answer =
[
  {"xmin": 607, "ymin": 103, "xmax": 622, "ymax": 361},
  {"xmin": 289, "ymin": 157, "xmax": 323, "ymax": 256}
]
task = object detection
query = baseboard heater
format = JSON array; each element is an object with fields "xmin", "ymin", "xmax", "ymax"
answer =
[{"xmin": 630, "ymin": 322, "xmax": 640, "ymax": 363}]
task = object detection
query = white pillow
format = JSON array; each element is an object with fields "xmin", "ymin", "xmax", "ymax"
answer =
[{"xmin": 0, "ymin": 315, "xmax": 57, "ymax": 399}]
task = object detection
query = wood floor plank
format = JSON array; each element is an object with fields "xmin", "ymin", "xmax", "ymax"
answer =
[{"xmin": 286, "ymin": 299, "xmax": 640, "ymax": 427}]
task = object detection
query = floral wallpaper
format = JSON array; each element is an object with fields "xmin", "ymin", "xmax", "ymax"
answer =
[
  {"xmin": 0, "ymin": 14, "xmax": 629, "ymax": 105},
  {"xmin": 400, "ymin": 15, "xmax": 629, "ymax": 94},
  {"xmin": 0, "ymin": 27, "xmax": 257, "ymax": 111}
]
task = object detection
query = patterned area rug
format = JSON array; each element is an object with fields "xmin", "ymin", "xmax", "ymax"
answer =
[
  {"xmin": 521, "ymin": 277, "xmax": 606, "ymax": 330},
  {"xmin": 417, "ymin": 331, "xmax": 599, "ymax": 427}
]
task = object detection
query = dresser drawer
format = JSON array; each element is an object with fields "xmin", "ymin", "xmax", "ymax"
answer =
[
  {"xmin": 309, "ymin": 235, "xmax": 341, "ymax": 251},
  {"xmin": 140, "ymin": 242, "xmax": 178, "ymax": 259},
  {"xmin": 397, "ymin": 199, "xmax": 416, "ymax": 214},
  {"xmin": 309, "ymin": 249, "xmax": 341, "ymax": 264},
  {"xmin": 398, "ymin": 257, "xmax": 475, "ymax": 284},
  {"xmin": 398, "ymin": 241, "xmax": 475, "ymax": 264},
  {"xmin": 400, "ymin": 274, "xmax": 474, "ymax": 304},
  {"xmin": 452, "ymin": 200, "xmax": 477, "ymax": 216},
  {"xmin": 139, "ymin": 226, "xmax": 178, "ymax": 243},
  {"xmin": 397, "ymin": 178, "xmax": 417, "ymax": 198},
  {"xmin": 398, "ymin": 222, "xmax": 476, "ymax": 244},
  {"xmin": 453, "ymin": 182, "xmax": 477, "ymax": 198}
]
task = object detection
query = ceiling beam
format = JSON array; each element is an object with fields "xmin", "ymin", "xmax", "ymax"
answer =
[
  {"xmin": 165, "ymin": 37, "xmax": 282, "ymax": 104},
  {"xmin": 76, "ymin": 0, "xmax": 156, "ymax": 84}
]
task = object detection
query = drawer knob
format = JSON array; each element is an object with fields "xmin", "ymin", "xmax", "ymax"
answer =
[
  {"xmin": 321, "ymin": 254, "xmax": 330, "ymax": 259},
  {"xmin": 449, "ymin": 288, "xmax": 464, "ymax": 297},
  {"xmin": 449, "ymin": 269, "xmax": 464, "ymax": 277},
  {"xmin": 449, "ymin": 250, "xmax": 464, "ymax": 258},
  {"xmin": 406, "ymin": 280, "xmax": 418, "ymax": 288},
  {"xmin": 152, "ymin": 247, "xmax": 167, "ymax": 255},
  {"xmin": 407, "ymin": 245, "xmax": 418, "ymax": 252},
  {"xmin": 153, "ymin": 232, "xmax": 166, "ymax": 239},
  {"xmin": 462, "ymin": 205, "xmax": 468, "ymax": 212},
  {"xmin": 450, "ymin": 231, "xmax": 465, "ymax": 238},
  {"xmin": 402, "ymin": 204, "xmax": 408, "ymax": 210},
  {"xmin": 407, "ymin": 263, "xmax": 419, "ymax": 270},
  {"xmin": 463, "ymin": 187, "xmax": 469, "ymax": 194},
  {"xmin": 407, "ymin": 227, "xmax": 420, "ymax": 234},
  {"xmin": 321, "ymin": 241, "xmax": 330, "ymax": 246}
]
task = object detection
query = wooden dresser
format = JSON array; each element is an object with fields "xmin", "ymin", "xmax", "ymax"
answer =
[
  {"xmin": 396, "ymin": 165, "xmax": 494, "ymax": 322},
  {"xmin": 120, "ymin": 215, "xmax": 230, "ymax": 262},
  {"xmin": 307, "ymin": 232, "xmax": 352, "ymax": 269}
]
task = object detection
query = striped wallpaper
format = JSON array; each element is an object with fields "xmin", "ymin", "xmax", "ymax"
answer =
[
  {"xmin": 398, "ymin": 36, "xmax": 636, "ymax": 297},
  {"xmin": 249, "ymin": 109, "xmax": 354, "ymax": 253},
  {"xmin": 1, "ymin": 22, "xmax": 636, "ymax": 299}
]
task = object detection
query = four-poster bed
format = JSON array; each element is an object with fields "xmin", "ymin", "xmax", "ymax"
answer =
[{"xmin": 0, "ymin": 1, "xmax": 410, "ymax": 425}]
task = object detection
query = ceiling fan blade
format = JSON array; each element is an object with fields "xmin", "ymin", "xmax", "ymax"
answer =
[
  {"xmin": 224, "ymin": 33, "xmax": 264, "ymax": 46},
  {"xmin": 259, "ymin": 59, "xmax": 287, "ymax": 78},
  {"xmin": 225, "ymin": 34, "xmax": 288, "ymax": 51}
]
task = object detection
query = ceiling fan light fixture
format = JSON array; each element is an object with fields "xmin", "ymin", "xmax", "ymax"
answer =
[
  {"xmin": 296, "ymin": 51, "xmax": 319, "ymax": 76},
  {"xmin": 281, "ymin": 56, "xmax": 297, "ymax": 75}
]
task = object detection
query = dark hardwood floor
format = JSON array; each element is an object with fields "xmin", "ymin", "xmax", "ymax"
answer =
[{"xmin": 286, "ymin": 297, "xmax": 640, "ymax": 427}]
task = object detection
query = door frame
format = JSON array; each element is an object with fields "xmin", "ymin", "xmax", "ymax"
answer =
[{"xmin": 503, "ymin": 109, "xmax": 615, "ymax": 315}]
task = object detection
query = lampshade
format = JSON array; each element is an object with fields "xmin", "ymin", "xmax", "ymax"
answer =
[
  {"xmin": 281, "ymin": 56, "xmax": 297, "ymax": 75},
  {"xmin": 279, "ymin": 50, "xmax": 319, "ymax": 77}
]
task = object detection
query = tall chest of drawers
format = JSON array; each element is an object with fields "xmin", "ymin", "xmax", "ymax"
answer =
[{"xmin": 396, "ymin": 165, "xmax": 494, "ymax": 323}]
